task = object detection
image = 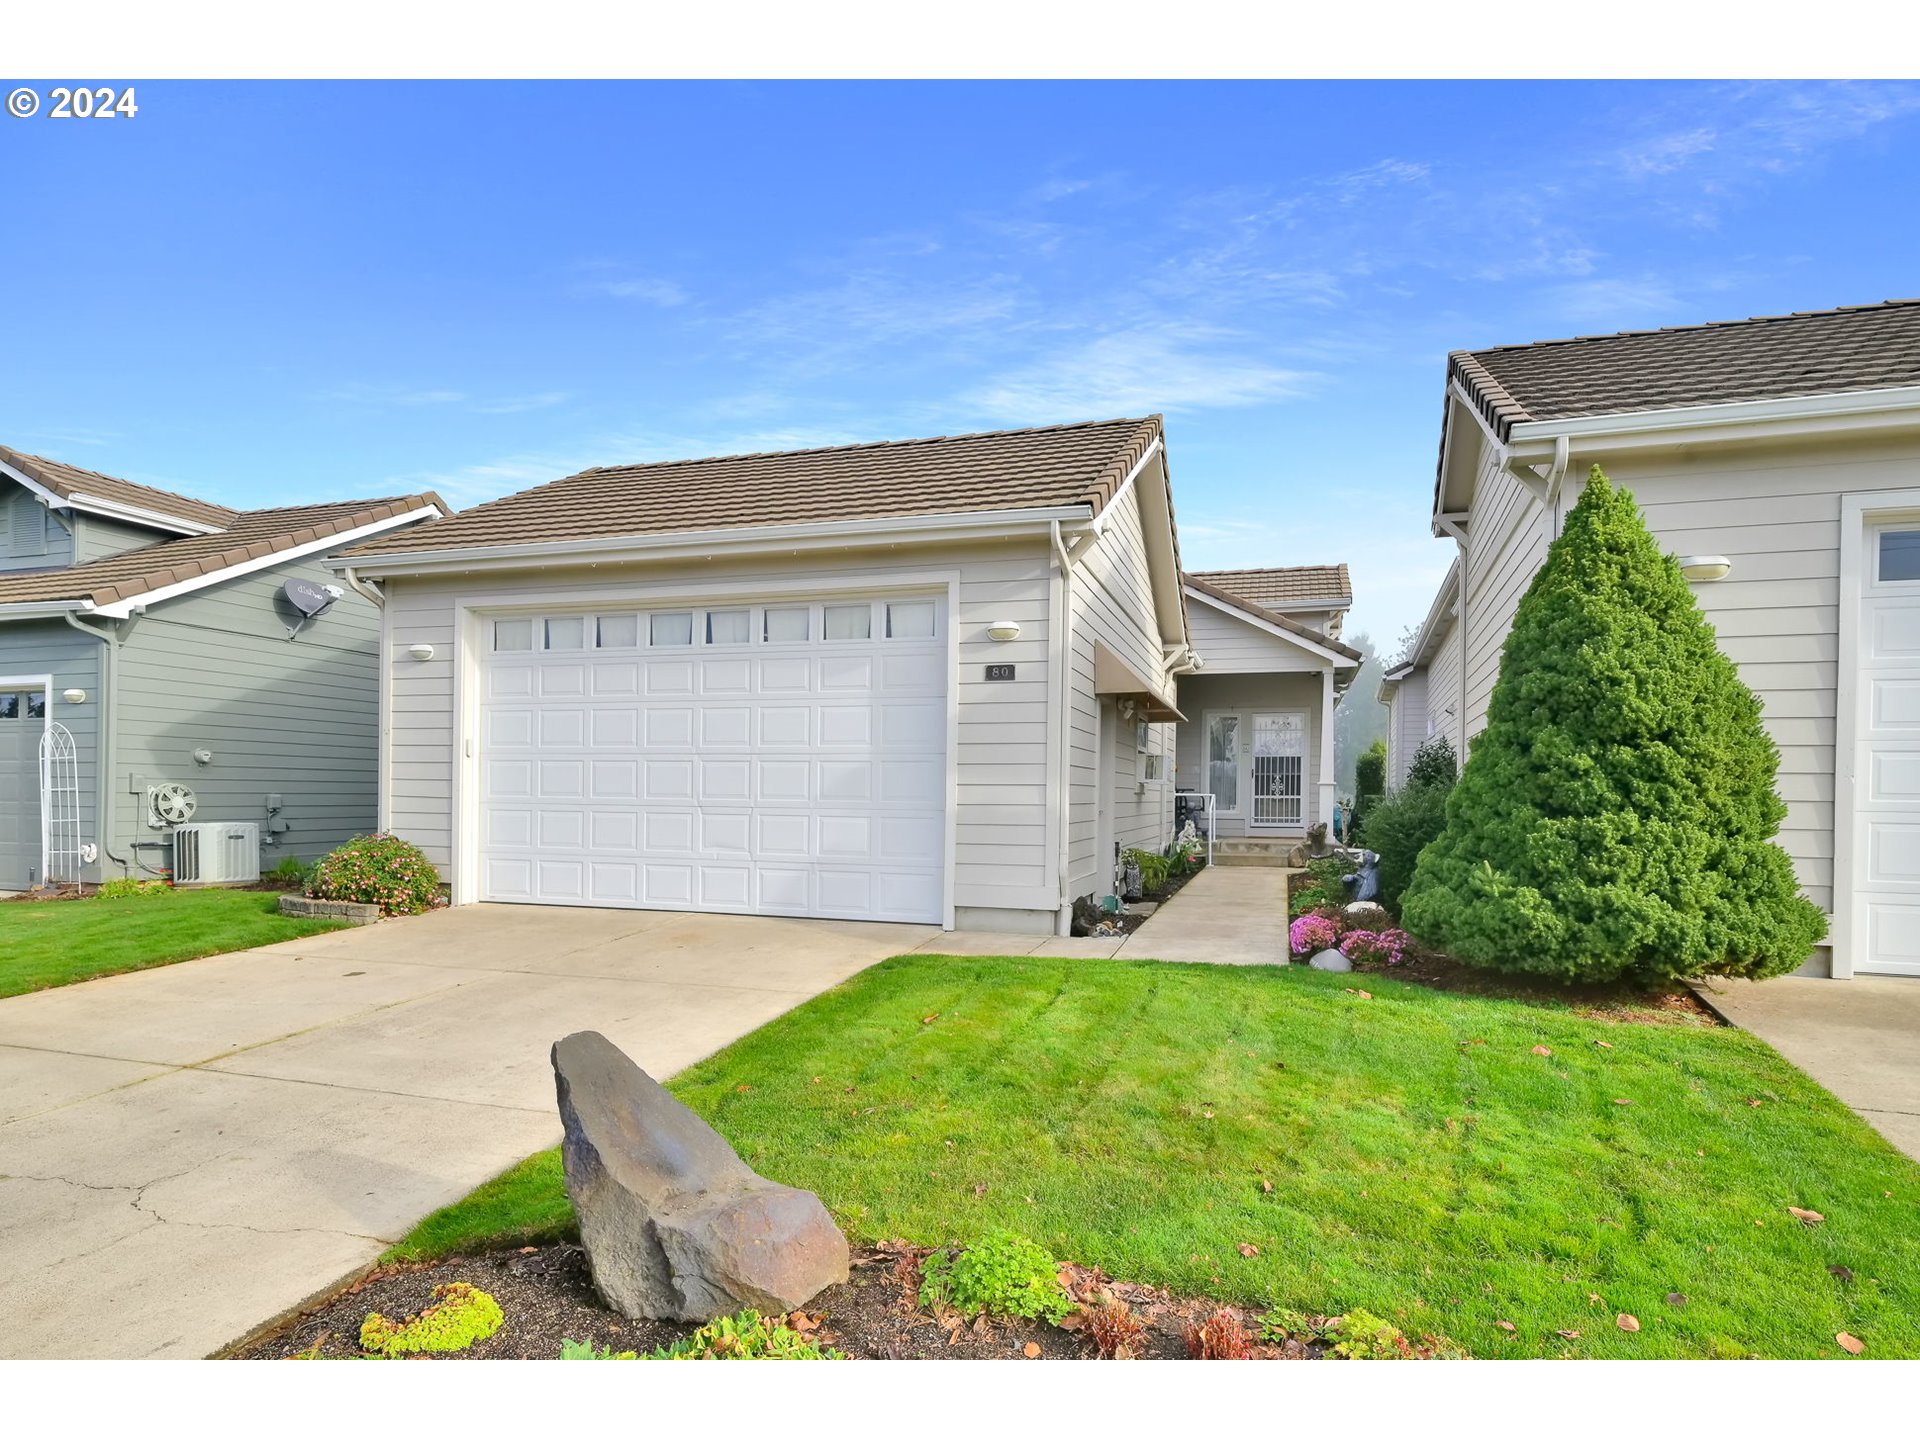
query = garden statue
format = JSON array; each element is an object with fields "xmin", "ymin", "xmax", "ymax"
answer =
[
  {"xmin": 1342, "ymin": 849, "xmax": 1381, "ymax": 903},
  {"xmin": 1306, "ymin": 822, "xmax": 1335, "ymax": 859},
  {"xmin": 1121, "ymin": 856, "xmax": 1143, "ymax": 902}
]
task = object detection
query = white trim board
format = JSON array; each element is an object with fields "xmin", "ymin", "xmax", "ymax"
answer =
[
  {"xmin": 1182, "ymin": 584, "xmax": 1351, "ymax": 667},
  {"xmin": 0, "ymin": 459, "xmax": 225, "ymax": 537}
]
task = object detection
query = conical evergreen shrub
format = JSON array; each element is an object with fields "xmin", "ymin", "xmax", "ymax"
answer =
[{"xmin": 1400, "ymin": 468, "xmax": 1824, "ymax": 984}]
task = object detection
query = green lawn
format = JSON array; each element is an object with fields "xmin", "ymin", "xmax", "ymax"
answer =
[
  {"xmin": 390, "ymin": 953, "xmax": 1920, "ymax": 1359},
  {"xmin": 0, "ymin": 888, "xmax": 347, "ymax": 998}
]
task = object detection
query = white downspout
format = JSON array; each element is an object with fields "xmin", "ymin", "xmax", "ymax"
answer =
[{"xmin": 1051, "ymin": 519, "xmax": 1076, "ymax": 934}]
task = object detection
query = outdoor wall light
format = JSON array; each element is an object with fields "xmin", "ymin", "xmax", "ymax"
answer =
[
  {"xmin": 1676, "ymin": 555, "xmax": 1733, "ymax": 582},
  {"xmin": 408, "ymin": 642, "xmax": 437, "ymax": 661},
  {"xmin": 60, "ymin": 688, "xmax": 87, "ymax": 704},
  {"xmin": 986, "ymin": 620, "xmax": 1022, "ymax": 641}
]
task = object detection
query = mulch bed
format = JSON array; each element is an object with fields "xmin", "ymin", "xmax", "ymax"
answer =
[
  {"xmin": 1286, "ymin": 871, "xmax": 1718, "ymax": 1027},
  {"xmin": 235, "ymin": 1242, "xmax": 1330, "ymax": 1361}
]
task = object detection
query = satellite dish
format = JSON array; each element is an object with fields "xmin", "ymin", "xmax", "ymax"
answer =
[{"xmin": 283, "ymin": 579, "xmax": 340, "ymax": 619}]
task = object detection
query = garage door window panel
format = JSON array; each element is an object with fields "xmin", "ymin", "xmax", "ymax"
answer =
[
  {"xmin": 650, "ymin": 612, "xmax": 694, "ymax": 646},
  {"xmin": 824, "ymin": 604, "xmax": 873, "ymax": 641},
  {"xmin": 596, "ymin": 615, "xmax": 639, "ymax": 649},
  {"xmin": 765, "ymin": 606, "xmax": 810, "ymax": 643},
  {"xmin": 705, "ymin": 609, "xmax": 751, "ymax": 645}
]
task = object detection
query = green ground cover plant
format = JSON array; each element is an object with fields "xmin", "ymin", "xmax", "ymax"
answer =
[
  {"xmin": 390, "ymin": 953, "xmax": 1919, "ymax": 1359},
  {"xmin": 0, "ymin": 887, "xmax": 346, "ymax": 999}
]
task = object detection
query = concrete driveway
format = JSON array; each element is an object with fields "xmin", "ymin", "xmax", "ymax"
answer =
[{"xmin": 0, "ymin": 903, "xmax": 938, "ymax": 1359}]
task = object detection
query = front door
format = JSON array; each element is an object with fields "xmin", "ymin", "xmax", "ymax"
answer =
[
  {"xmin": 1856, "ymin": 522, "xmax": 1920, "ymax": 975},
  {"xmin": 0, "ymin": 686, "xmax": 47, "ymax": 889},
  {"xmin": 1249, "ymin": 712, "xmax": 1305, "ymax": 830}
]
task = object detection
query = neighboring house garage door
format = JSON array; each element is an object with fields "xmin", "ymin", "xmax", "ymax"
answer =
[
  {"xmin": 478, "ymin": 595, "xmax": 948, "ymax": 922},
  {"xmin": 1857, "ymin": 524, "xmax": 1920, "ymax": 975},
  {"xmin": 0, "ymin": 687, "xmax": 47, "ymax": 890}
]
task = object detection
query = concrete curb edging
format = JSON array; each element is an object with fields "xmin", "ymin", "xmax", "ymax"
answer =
[{"xmin": 279, "ymin": 896, "xmax": 383, "ymax": 925}]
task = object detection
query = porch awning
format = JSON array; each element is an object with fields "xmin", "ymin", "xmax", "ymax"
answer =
[{"xmin": 1092, "ymin": 640, "xmax": 1186, "ymax": 722}]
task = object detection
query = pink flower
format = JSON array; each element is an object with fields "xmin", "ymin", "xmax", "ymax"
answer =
[{"xmin": 1289, "ymin": 912, "xmax": 1344, "ymax": 956}]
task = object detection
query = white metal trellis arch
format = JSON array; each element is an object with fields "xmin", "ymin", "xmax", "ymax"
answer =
[{"xmin": 39, "ymin": 721, "xmax": 80, "ymax": 886}]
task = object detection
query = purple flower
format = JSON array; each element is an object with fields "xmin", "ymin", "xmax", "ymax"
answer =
[{"xmin": 1289, "ymin": 912, "xmax": 1344, "ymax": 955}]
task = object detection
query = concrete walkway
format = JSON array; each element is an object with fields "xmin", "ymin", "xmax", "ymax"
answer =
[
  {"xmin": 913, "ymin": 866, "xmax": 1293, "ymax": 966},
  {"xmin": 1695, "ymin": 974, "xmax": 1920, "ymax": 1162},
  {"xmin": 0, "ymin": 904, "xmax": 938, "ymax": 1359}
]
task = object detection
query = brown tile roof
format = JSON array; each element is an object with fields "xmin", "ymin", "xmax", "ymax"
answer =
[
  {"xmin": 1182, "ymin": 572, "xmax": 1363, "ymax": 663},
  {"xmin": 346, "ymin": 416, "xmax": 1166, "ymax": 556},
  {"xmin": 0, "ymin": 494, "xmax": 446, "ymax": 608},
  {"xmin": 0, "ymin": 444, "xmax": 241, "ymax": 530},
  {"xmin": 1188, "ymin": 564, "xmax": 1351, "ymax": 609},
  {"xmin": 1450, "ymin": 299, "xmax": 1920, "ymax": 440}
]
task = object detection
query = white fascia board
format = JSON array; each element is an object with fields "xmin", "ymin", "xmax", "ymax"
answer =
[
  {"xmin": 89, "ymin": 505, "xmax": 444, "ymax": 618},
  {"xmin": 0, "ymin": 459, "xmax": 224, "ymax": 537},
  {"xmin": 0, "ymin": 600, "xmax": 88, "ymax": 619},
  {"xmin": 1182, "ymin": 584, "xmax": 1350, "ymax": 667},
  {"xmin": 1506, "ymin": 384, "xmax": 1920, "ymax": 449},
  {"xmin": 342, "ymin": 505, "xmax": 1096, "ymax": 578}
]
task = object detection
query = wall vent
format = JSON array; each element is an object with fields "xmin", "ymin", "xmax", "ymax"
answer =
[{"xmin": 171, "ymin": 822, "xmax": 261, "ymax": 886}]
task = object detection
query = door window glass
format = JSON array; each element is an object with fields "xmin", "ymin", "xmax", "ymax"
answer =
[
  {"xmin": 26, "ymin": 692, "xmax": 45, "ymax": 719},
  {"xmin": 1879, "ymin": 529, "xmax": 1920, "ymax": 583},
  {"xmin": 544, "ymin": 616, "xmax": 585, "ymax": 651},
  {"xmin": 595, "ymin": 615, "xmax": 639, "ymax": 649},
  {"xmin": 824, "ymin": 604, "xmax": 872, "ymax": 641},
  {"xmin": 649, "ymin": 612, "xmax": 694, "ymax": 646},
  {"xmin": 886, "ymin": 600, "xmax": 936, "ymax": 639},
  {"xmin": 0, "ymin": 693, "xmax": 17, "ymax": 720},
  {"xmin": 1207, "ymin": 714, "xmax": 1239, "ymax": 811},
  {"xmin": 764, "ymin": 606, "xmax": 809, "ymax": 642},
  {"xmin": 493, "ymin": 618, "xmax": 534, "ymax": 652}
]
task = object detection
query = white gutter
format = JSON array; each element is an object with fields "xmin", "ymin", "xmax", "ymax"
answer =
[
  {"xmin": 1051, "ymin": 518, "xmax": 1082, "ymax": 935},
  {"xmin": 1506, "ymin": 382, "xmax": 1920, "ymax": 444},
  {"xmin": 89, "ymin": 505, "xmax": 443, "ymax": 618},
  {"xmin": 0, "ymin": 600, "xmax": 88, "ymax": 619},
  {"xmin": 343, "ymin": 505, "xmax": 1097, "ymax": 577},
  {"xmin": 338, "ymin": 566, "xmax": 385, "ymax": 608}
]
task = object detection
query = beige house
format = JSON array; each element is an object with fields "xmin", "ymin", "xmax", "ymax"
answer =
[
  {"xmin": 1384, "ymin": 299, "xmax": 1920, "ymax": 978},
  {"xmin": 339, "ymin": 417, "xmax": 1354, "ymax": 937}
]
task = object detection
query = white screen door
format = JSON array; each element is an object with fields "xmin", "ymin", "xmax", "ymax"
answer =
[
  {"xmin": 1207, "ymin": 713, "xmax": 1240, "ymax": 813},
  {"xmin": 1250, "ymin": 712, "xmax": 1305, "ymax": 828}
]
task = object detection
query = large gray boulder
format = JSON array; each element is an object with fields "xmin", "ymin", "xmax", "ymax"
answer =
[{"xmin": 551, "ymin": 1031, "xmax": 849, "ymax": 1322}]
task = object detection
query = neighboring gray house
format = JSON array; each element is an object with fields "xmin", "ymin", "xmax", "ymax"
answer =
[
  {"xmin": 1388, "ymin": 299, "xmax": 1920, "ymax": 978},
  {"xmin": 0, "ymin": 445, "xmax": 445, "ymax": 889},
  {"xmin": 339, "ymin": 417, "xmax": 1354, "ymax": 935}
]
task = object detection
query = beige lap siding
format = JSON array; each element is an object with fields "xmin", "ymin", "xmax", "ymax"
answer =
[
  {"xmin": 1386, "ymin": 668, "xmax": 1429, "ymax": 787},
  {"xmin": 1065, "ymin": 484, "xmax": 1176, "ymax": 897},
  {"xmin": 380, "ymin": 537, "xmax": 1057, "ymax": 917}
]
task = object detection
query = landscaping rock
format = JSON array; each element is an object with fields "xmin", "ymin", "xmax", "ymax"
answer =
[
  {"xmin": 278, "ymin": 895, "xmax": 381, "ymax": 925},
  {"xmin": 1343, "ymin": 900, "xmax": 1390, "ymax": 927},
  {"xmin": 551, "ymin": 1030, "xmax": 849, "ymax": 1323},
  {"xmin": 1308, "ymin": 948, "xmax": 1352, "ymax": 972}
]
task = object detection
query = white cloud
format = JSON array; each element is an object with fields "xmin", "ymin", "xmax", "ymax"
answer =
[
  {"xmin": 584, "ymin": 276, "xmax": 689, "ymax": 306},
  {"xmin": 964, "ymin": 327, "xmax": 1317, "ymax": 424}
]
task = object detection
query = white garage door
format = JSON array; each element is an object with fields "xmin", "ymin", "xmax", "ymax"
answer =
[
  {"xmin": 478, "ymin": 594, "xmax": 948, "ymax": 922},
  {"xmin": 1856, "ymin": 524, "xmax": 1920, "ymax": 975}
]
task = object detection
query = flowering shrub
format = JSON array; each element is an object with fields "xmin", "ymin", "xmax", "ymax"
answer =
[
  {"xmin": 359, "ymin": 1283, "xmax": 502, "ymax": 1357},
  {"xmin": 1289, "ymin": 911, "xmax": 1344, "ymax": 956},
  {"xmin": 307, "ymin": 833, "xmax": 442, "ymax": 916},
  {"xmin": 1340, "ymin": 928, "xmax": 1412, "ymax": 967}
]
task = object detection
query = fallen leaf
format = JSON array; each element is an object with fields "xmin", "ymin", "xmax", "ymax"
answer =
[
  {"xmin": 1057, "ymin": 1311, "xmax": 1086, "ymax": 1332},
  {"xmin": 1493, "ymin": 1320, "xmax": 1516, "ymax": 1332},
  {"xmin": 518, "ymin": 1246, "xmax": 538, "ymax": 1254},
  {"xmin": 1356, "ymin": 989, "xmax": 1373, "ymax": 999},
  {"xmin": 1828, "ymin": 1264, "xmax": 1854, "ymax": 1283},
  {"xmin": 1237, "ymin": 1242, "xmax": 1261, "ymax": 1258},
  {"xmin": 972, "ymin": 1183, "xmax": 988, "ymax": 1196},
  {"xmin": 1202, "ymin": 1110, "xmax": 1216, "ymax": 1119},
  {"xmin": 1531, "ymin": 1045, "xmax": 1553, "ymax": 1057},
  {"xmin": 1836, "ymin": 1332, "xmax": 1864, "ymax": 1355},
  {"xmin": 735, "ymin": 1083, "xmax": 753, "ymax": 1093},
  {"xmin": 921, "ymin": 1014, "xmax": 940, "ymax": 1025},
  {"xmin": 1593, "ymin": 1040, "xmax": 1614, "ymax": 1049},
  {"xmin": 1616, "ymin": 1313, "xmax": 1640, "ymax": 1333},
  {"xmin": 788, "ymin": 1312, "xmax": 819, "ymax": 1332},
  {"xmin": 1587, "ymin": 1292, "xmax": 1603, "ymax": 1306},
  {"xmin": 1746, "ymin": 1097, "xmax": 1764, "ymax": 1107},
  {"xmin": 1260, "ymin": 1179, "xmax": 1274, "ymax": 1193},
  {"xmin": 1788, "ymin": 1206, "xmax": 1825, "ymax": 1226},
  {"xmin": 810, "ymin": 1076, "xmax": 823, "ymax": 1084},
  {"xmin": 1023, "ymin": 1341, "xmax": 1042, "ymax": 1358},
  {"xmin": 1613, "ymin": 1098, "xmax": 1632, "ymax": 1106},
  {"xmin": 1664, "ymin": 1292, "xmax": 1688, "ymax": 1307},
  {"xmin": 1555, "ymin": 1329, "xmax": 1582, "ymax": 1340}
]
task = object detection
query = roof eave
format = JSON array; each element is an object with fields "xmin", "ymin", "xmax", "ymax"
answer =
[{"xmin": 339, "ymin": 504, "xmax": 1098, "ymax": 578}]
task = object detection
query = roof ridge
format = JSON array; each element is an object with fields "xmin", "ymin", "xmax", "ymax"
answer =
[
  {"xmin": 0, "ymin": 444, "xmax": 241, "ymax": 520},
  {"xmin": 235, "ymin": 493, "xmax": 432, "ymax": 518},
  {"xmin": 1458, "ymin": 297, "xmax": 1920, "ymax": 360},
  {"xmin": 574, "ymin": 415, "xmax": 1158, "ymax": 477}
]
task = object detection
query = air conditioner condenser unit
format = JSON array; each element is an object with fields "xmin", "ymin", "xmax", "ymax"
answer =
[{"xmin": 171, "ymin": 822, "xmax": 262, "ymax": 886}]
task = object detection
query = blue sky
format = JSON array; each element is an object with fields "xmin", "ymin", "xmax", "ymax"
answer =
[{"xmin": 5, "ymin": 79, "xmax": 1919, "ymax": 646}]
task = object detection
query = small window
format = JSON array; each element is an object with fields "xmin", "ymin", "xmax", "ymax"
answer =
[
  {"xmin": 650, "ymin": 612, "xmax": 694, "ymax": 647},
  {"xmin": 26, "ymin": 692, "xmax": 45, "ymax": 719},
  {"xmin": 1136, "ymin": 719, "xmax": 1151, "ymax": 752},
  {"xmin": 1142, "ymin": 753, "xmax": 1164, "ymax": 781},
  {"xmin": 886, "ymin": 599, "xmax": 936, "ymax": 639},
  {"xmin": 595, "ymin": 615, "xmax": 639, "ymax": 649},
  {"xmin": 1880, "ymin": 529, "xmax": 1920, "ymax": 584},
  {"xmin": 764, "ymin": 606, "xmax": 809, "ymax": 643},
  {"xmin": 824, "ymin": 604, "xmax": 872, "ymax": 641},
  {"xmin": 706, "ymin": 609, "xmax": 751, "ymax": 645},
  {"xmin": 544, "ymin": 616, "xmax": 585, "ymax": 651},
  {"xmin": 0, "ymin": 693, "xmax": 18, "ymax": 720},
  {"xmin": 493, "ymin": 618, "xmax": 534, "ymax": 652}
]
